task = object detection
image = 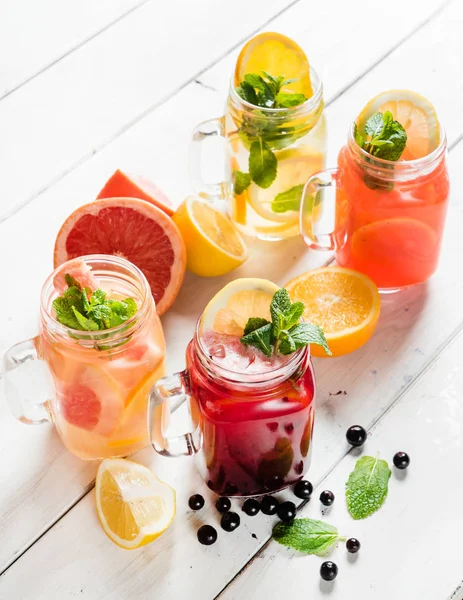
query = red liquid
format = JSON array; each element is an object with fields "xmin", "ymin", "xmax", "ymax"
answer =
[
  {"xmin": 335, "ymin": 146, "xmax": 449, "ymax": 290},
  {"xmin": 186, "ymin": 340, "xmax": 315, "ymax": 496}
]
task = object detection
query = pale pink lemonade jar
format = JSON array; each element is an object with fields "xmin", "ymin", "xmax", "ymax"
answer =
[{"xmin": 3, "ymin": 255, "xmax": 165, "ymax": 459}]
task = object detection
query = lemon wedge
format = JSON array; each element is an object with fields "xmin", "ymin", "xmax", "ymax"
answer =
[
  {"xmin": 200, "ymin": 278, "xmax": 279, "ymax": 336},
  {"xmin": 96, "ymin": 458, "xmax": 176, "ymax": 549},
  {"xmin": 173, "ymin": 196, "xmax": 248, "ymax": 277}
]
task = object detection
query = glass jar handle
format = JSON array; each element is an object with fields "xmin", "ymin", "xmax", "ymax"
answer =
[
  {"xmin": 2, "ymin": 337, "xmax": 54, "ymax": 424},
  {"xmin": 300, "ymin": 168, "xmax": 344, "ymax": 251},
  {"xmin": 148, "ymin": 371, "xmax": 201, "ymax": 458},
  {"xmin": 190, "ymin": 117, "xmax": 227, "ymax": 200}
]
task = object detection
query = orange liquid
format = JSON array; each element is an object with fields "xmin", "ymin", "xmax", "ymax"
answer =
[
  {"xmin": 335, "ymin": 146, "xmax": 449, "ymax": 290},
  {"xmin": 40, "ymin": 305, "xmax": 165, "ymax": 459}
]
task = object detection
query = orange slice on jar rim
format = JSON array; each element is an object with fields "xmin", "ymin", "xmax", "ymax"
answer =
[
  {"xmin": 285, "ymin": 267, "xmax": 381, "ymax": 358},
  {"xmin": 356, "ymin": 90, "xmax": 440, "ymax": 160},
  {"xmin": 234, "ymin": 32, "xmax": 313, "ymax": 98}
]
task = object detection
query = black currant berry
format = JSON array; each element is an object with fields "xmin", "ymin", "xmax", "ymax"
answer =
[
  {"xmin": 242, "ymin": 498, "xmax": 260, "ymax": 516},
  {"xmin": 293, "ymin": 479, "xmax": 313, "ymax": 499},
  {"xmin": 220, "ymin": 511, "xmax": 240, "ymax": 532},
  {"xmin": 260, "ymin": 496, "xmax": 279, "ymax": 515},
  {"xmin": 197, "ymin": 525, "xmax": 217, "ymax": 545},
  {"xmin": 320, "ymin": 561, "xmax": 338, "ymax": 581},
  {"xmin": 346, "ymin": 425, "xmax": 367, "ymax": 447},
  {"xmin": 346, "ymin": 538, "xmax": 361, "ymax": 553},
  {"xmin": 319, "ymin": 490, "xmax": 335, "ymax": 506},
  {"xmin": 277, "ymin": 501, "xmax": 297, "ymax": 522},
  {"xmin": 215, "ymin": 497, "xmax": 231, "ymax": 513},
  {"xmin": 188, "ymin": 494, "xmax": 205, "ymax": 510},
  {"xmin": 393, "ymin": 451, "xmax": 410, "ymax": 470}
]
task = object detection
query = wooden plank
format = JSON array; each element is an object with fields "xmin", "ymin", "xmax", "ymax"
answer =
[
  {"xmin": 0, "ymin": 0, "xmax": 458, "ymax": 579},
  {"xmin": 0, "ymin": 0, "xmax": 291, "ymax": 222},
  {"xmin": 1, "ymin": 94, "xmax": 462, "ymax": 600},
  {"xmin": 220, "ymin": 322, "xmax": 463, "ymax": 600},
  {"xmin": 0, "ymin": 0, "xmax": 146, "ymax": 98}
]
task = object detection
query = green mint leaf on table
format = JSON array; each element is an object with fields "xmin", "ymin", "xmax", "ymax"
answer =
[
  {"xmin": 243, "ymin": 317, "xmax": 271, "ymax": 335},
  {"xmin": 233, "ymin": 170, "xmax": 252, "ymax": 195},
  {"xmin": 356, "ymin": 111, "xmax": 407, "ymax": 161},
  {"xmin": 240, "ymin": 288, "xmax": 331, "ymax": 357},
  {"xmin": 271, "ymin": 184, "xmax": 304, "ymax": 213},
  {"xmin": 249, "ymin": 139, "xmax": 277, "ymax": 189},
  {"xmin": 346, "ymin": 455, "xmax": 392, "ymax": 520},
  {"xmin": 273, "ymin": 518, "xmax": 342, "ymax": 556},
  {"xmin": 71, "ymin": 307, "xmax": 99, "ymax": 331},
  {"xmin": 241, "ymin": 322, "xmax": 274, "ymax": 357}
]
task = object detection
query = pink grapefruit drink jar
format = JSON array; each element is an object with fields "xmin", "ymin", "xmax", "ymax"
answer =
[{"xmin": 2, "ymin": 255, "xmax": 165, "ymax": 459}]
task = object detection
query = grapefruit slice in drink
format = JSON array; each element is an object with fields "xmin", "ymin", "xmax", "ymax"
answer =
[
  {"xmin": 52, "ymin": 257, "xmax": 99, "ymax": 294},
  {"xmin": 56, "ymin": 364, "xmax": 124, "ymax": 436},
  {"xmin": 54, "ymin": 197, "xmax": 186, "ymax": 314}
]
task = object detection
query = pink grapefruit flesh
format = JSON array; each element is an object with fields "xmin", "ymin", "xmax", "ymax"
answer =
[{"xmin": 54, "ymin": 197, "xmax": 186, "ymax": 315}]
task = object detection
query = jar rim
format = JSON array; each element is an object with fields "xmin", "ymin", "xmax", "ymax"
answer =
[
  {"xmin": 228, "ymin": 64, "xmax": 323, "ymax": 118},
  {"xmin": 347, "ymin": 121, "xmax": 447, "ymax": 178},
  {"xmin": 40, "ymin": 254, "xmax": 152, "ymax": 346},
  {"xmin": 193, "ymin": 323, "xmax": 308, "ymax": 386}
]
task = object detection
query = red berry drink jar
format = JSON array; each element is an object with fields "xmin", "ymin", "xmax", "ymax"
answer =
[{"xmin": 149, "ymin": 328, "xmax": 315, "ymax": 497}]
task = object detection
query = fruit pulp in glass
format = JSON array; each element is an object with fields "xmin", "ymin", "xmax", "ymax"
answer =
[
  {"xmin": 188, "ymin": 333, "xmax": 315, "ymax": 496},
  {"xmin": 41, "ymin": 289, "xmax": 165, "ymax": 460}
]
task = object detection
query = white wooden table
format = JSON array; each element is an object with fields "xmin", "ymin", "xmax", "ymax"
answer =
[{"xmin": 1, "ymin": 1, "xmax": 463, "ymax": 598}]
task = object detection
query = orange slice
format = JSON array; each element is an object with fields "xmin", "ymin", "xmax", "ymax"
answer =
[
  {"xmin": 285, "ymin": 267, "xmax": 380, "ymax": 357},
  {"xmin": 96, "ymin": 459, "xmax": 176, "ymax": 549},
  {"xmin": 357, "ymin": 90, "xmax": 440, "ymax": 160},
  {"xmin": 234, "ymin": 32, "xmax": 312, "ymax": 98}
]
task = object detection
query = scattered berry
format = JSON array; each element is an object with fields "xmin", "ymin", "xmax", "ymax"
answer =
[
  {"xmin": 260, "ymin": 496, "xmax": 279, "ymax": 515},
  {"xmin": 215, "ymin": 497, "xmax": 231, "ymax": 513},
  {"xmin": 242, "ymin": 498, "xmax": 260, "ymax": 516},
  {"xmin": 393, "ymin": 451, "xmax": 410, "ymax": 470},
  {"xmin": 197, "ymin": 525, "xmax": 217, "ymax": 545},
  {"xmin": 277, "ymin": 501, "xmax": 297, "ymax": 522},
  {"xmin": 346, "ymin": 425, "xmax": 367, "ymax": 447},
  {"xmin": 320, "ymin": 490, "xmax": 335, "ymax": 506},
  {"xmin": 189, "ymin": 494, "xmax": 205, "ymax": 510},
  {"xmin": 320, "ymin": 561, "xmax": 338, "ymax": 581},
  {"xmin": 293, "ymin": 480, "xmax": 313, "ymax": 499},
  {"xmin": 346, "ymin": 538, "xmax": 361, "ymax": 553},
  {"xmin": 221, "ymin": 511, "xmax": 240, "ymax": 532}
]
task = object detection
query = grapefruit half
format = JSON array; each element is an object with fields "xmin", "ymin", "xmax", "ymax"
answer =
[{"xmin": 54, "ymin": 197, "xmax": 186, "ymax": 314}]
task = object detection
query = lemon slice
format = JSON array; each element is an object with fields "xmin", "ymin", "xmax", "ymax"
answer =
[
  {"xmin": 235, "ymin": 32, "xmax": 312, "ymax": 97},
  {"xmin": 201, "ymin": 278, "xmax": 279, "ymax": 336},
  {"xmin": 356, "ymin": 90, "xmax": 440, "ymax": 160},
  {"xmin": 96, "ymin": 458, "xmax": 176, "ymax": 549},
  {"xmin": 247, "ymin": 147, "xmax": 324, "ymax": 224},
  {"xmin": 173, "ymin": 196, "xmax": 248, "ymax": 277}
]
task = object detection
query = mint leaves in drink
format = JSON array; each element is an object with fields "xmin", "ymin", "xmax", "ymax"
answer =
[
  {"xmin": 234, "ymin": 72, "xmax": 309, "ymax": 194},
  {"xmin": 53, "ymin": 274, "xmax": 137, "ymax": 333},
  {"xmin": 273, "ymin": 518, "xmax": 343, "ymax": 556},
  {"xmin": 354, "ymin": 111, "xmax": 407, "ymax": 161},
  {"xmin": 241, "ymin": 288, "xmax": 331, "ymax": 357},
  {"xmin": 345, "ymin": 455, "xmax": 391, "ymax": 520},
  {"xmin": 271, "ymin": 184, "xmax": 304, "ymax": 213},
  {"xmin": 236, "ymin": 72, "xmax": 307, "ymax": 110}
]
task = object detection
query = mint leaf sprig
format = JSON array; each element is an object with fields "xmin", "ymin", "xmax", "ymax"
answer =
[
  {"xmin": 273, "ymin": 518, "xmax": 345, "ymax": 556},
  {"xmin": 52, "ymin": 273, "xmax": 137, "ymax": 334},
  {"xmin": 236, "ymin": 72, "xmax": 307, "ymax": 110},
  {"xmin": 240, "ymin": 288, "xmax": 331, "ymax": 357},
  {"xmin": 354, "ymin": 111, "xmax": 407, "ymax": 162},
  {"xmin": 346, "ymin": 455, "xmax": 391, "ymax": 520}
]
